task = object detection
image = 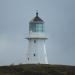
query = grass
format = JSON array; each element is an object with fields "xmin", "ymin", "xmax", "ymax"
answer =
[{"xmin": 0, "ymin": 64, "xmax": 75, "ymax": 75}]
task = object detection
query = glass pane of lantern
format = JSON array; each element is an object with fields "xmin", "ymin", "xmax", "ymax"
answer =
[{"xmin": 36, "ymin": 24, "xmax": 44, "ymax": 32}]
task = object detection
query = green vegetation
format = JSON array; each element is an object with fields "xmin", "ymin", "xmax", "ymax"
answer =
[{"xmin": 0, "ymin": 64, "xmax": 75, "ymax": 75}]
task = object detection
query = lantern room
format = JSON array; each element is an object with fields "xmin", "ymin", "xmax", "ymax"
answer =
[{"xmin": 29, "ymin": 12, "xmax": 45, "ymax": 32}]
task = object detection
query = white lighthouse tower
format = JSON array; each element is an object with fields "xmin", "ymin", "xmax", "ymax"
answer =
[{"xmin": 26, "ymin": 12, "xmax": 48, "ymax": 64}]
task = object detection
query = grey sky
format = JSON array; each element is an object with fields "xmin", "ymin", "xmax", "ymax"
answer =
[{"xmin": 0, "ymin": 0, "xmax": 75, "ymax": 66}]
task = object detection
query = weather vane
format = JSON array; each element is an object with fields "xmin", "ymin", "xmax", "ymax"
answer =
[{"xmin": 36, "ymin": 10, "xmax": 38, "ymax": 16}]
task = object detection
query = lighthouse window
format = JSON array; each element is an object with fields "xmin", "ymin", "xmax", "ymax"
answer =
[
  {"xmin": 34, "ymin": 40, "xmax": 36, "ymax": 43},
  {"xmin": 36, "ymin": 24, "xmax": 44, "ymax": 32},
  {"xmin": 28, "ymin": 58, "xmax": 29, "ymax": 61},
  {"xmin": 30, "ymin": 24, "xmax": 36, "ymax": 32},
  {"xmin": 30, "ymin": 24, "xmax": 44, "ymax": 32},
  {"xmin": 33, "ymin": 54, "xmax": 36, "ymax": 56}
]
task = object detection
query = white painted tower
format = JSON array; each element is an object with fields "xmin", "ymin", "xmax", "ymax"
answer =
[{"xmin": 26, "ymin": 12, "xmax": 48, "ymax": 64}]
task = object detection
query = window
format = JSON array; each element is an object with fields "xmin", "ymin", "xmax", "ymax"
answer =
[
  {"xmin": 29, "ymin": 24, "xmax": 44, "ymax": 32},
  {"xmin": 32, "ymin": 25, "xmax": 36, "ymax": 32},
  {"xmin": 28, "ymin": 58, "xmax": 29, "ymax": 61},
  {"xmin": 34, "ymin": 40, "xmax": 36, "ymax": 43},
  {"xmin": 33, "ymin": 54, "xmax": 35, "ymax": 56},
  {"xmin": 36, "ymin": 24, "xmax": 44, "ymax": 32}
]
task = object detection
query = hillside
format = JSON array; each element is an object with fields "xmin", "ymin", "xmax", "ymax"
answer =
[{"xmin": 0, "ymin": 64, "xmax": 75, "ymax": 75}]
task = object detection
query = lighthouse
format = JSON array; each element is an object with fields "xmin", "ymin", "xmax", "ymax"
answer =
[{"xmin": 26, "ymin": 12, "xmax": 48, "ymax": 64}]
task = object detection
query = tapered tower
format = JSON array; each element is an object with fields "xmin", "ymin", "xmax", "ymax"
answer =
[{"xmin": 26, "ymin": 12, "xmax": 48, "ymax": 64}]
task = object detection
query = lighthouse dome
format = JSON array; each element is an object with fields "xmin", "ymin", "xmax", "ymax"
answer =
[{"xmin": 29, "ymin": 12, "xmax": 44, "ymax": 24}]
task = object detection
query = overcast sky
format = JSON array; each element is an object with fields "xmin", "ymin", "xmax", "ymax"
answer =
[{"xmin": 0, "ymin": 0, "xmax": 75, "ymax": 66}]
